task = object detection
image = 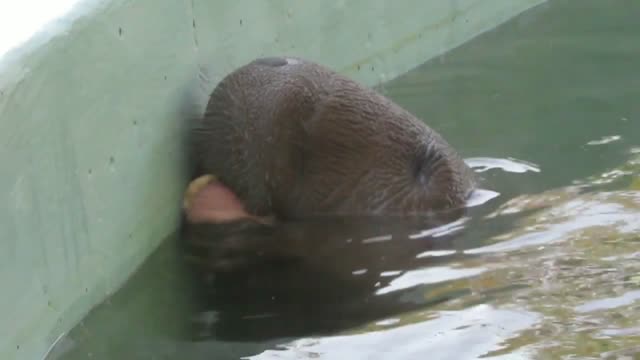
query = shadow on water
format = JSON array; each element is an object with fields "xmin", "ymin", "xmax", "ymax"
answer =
[{"xmin": 183, "ymin": 211, "xmax": 484, "ymax": 342}]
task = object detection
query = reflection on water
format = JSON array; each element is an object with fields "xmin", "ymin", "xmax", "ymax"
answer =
[
  {"xmin": 575, "ymin": 290, "xmax": 640, "ymax": 314},
  {"xmin": 587, "ymin": 135, "xmax": 622, "ymax": 146},
  {"xmin": 248, "ymin": 305, "xmax": 540, "ymax": 360},
  {"xmin": 465, "ymin": 157, "xmax": 540, "ymax": 174},
  {"xmin": 374, "ymin": 266, "xmax": 486, "ymax": 296},
  {"xmin": 183, "ymin": 212, "xmax": 484, "ymax": 342},
  {"xmin": 466, "ymin": 188, "xmax": 501, "ymax": 208},
  {"xmin": 51, "ymin": 0, "xmax": 640, "ymax": 359}
]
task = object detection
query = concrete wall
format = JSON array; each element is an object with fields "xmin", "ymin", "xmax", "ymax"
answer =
[{"xmin": 0, "ymin": 0, "xmax": 546, "ymax": 359}]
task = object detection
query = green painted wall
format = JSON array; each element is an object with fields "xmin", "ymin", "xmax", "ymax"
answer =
[{"xmin": 0, "ymin": 0, "xmax": 546, "ymax": 359}]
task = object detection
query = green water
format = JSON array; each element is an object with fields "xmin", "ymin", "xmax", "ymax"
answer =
[{"xmin": 48, "ymin": 1, "xmax": 640, "ymax": 359}]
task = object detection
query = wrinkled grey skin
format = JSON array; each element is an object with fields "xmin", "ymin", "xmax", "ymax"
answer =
[{"xmin": 190, "ymin": 56, "xmax": 475, "ymax": 220}]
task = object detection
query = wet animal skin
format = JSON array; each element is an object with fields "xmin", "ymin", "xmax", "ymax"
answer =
[{"xmin": 185, "ymin": 56, "xmax": 475, "ymax": 224}]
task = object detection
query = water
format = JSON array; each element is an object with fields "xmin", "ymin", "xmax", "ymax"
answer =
[{"xmin": 48, "ymin": 1, "xmax": 640, "ymax": 359}]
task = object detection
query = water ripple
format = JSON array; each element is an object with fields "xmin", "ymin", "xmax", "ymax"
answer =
[
  {"xmin": 466, "ymin": 189, "xmax": 501, "ymax": 207},
  {"xmin": 375, "ymin": 266, "xmax": 486, "ymax": 296},
  {"xmin": 247, "ymin": 305, "xmax": 540, "ymax": 360},
  {"xmin": 465, "ymin": 157, "xmax": 541, "ymax": 174},
  {"xmin": 574, "ymin": 290, "xmax": 640, "ymax": 313},
  {"xmin": 586, "ymin": 135, "xmax": 621, "ymax": 146}
]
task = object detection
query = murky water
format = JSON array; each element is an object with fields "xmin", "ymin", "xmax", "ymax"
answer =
[{"xmin": 48, "ymin": 1, "xmax": 640, "ymax": 359}]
